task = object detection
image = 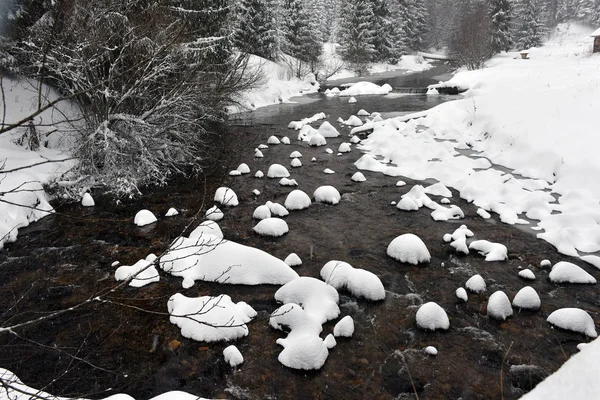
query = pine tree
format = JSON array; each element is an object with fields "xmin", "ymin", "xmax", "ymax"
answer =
[
  {"xmin": 515, "ymin": 0, "xmax": 547, "ymax": 50},
  {"xmin": 388, "ymin": 0, "xmax": 410, "ymax": 56},
  {"xmin": 489, "ymin": 0, "xmax": 513, "ymax": 53},
  {"xmin": 281, "ymin": 0, "xmax": 323, "ymax": 77},
  {"xmin": 337, "ymin": 0, "xmax": 376, "ymax": 75},
  {"xmin": 234, "ymin": 0, "xmax": 279, "ymax": 60},
  {"xmin": 371, "ymin": 0, "xmax": 397, "ymax": 62},
  {"xmin": 404, "ymin": 0, "xmax": 428, "ymax": 51}
]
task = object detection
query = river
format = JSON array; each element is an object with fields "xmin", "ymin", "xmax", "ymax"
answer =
[{"xmin": 0, "ymin": 66, "xmax": 597, "ymax": 400}]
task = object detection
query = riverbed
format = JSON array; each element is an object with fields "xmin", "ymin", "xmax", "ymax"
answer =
[{"xmin": 0, "ymin": 68, "xmax": 597, "ymax": 400}]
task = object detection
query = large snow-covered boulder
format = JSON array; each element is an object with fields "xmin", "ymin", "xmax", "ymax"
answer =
[
  {"xmin": 387, "ymin": 234, "xmax": 431, "ymax": 265},
  {"xmin": 313, "ymin": 186, "xmax": 341, "ymax": 205},
  {"xmin": 318, "ymin": 121, "xmax": 340, "ymax": 138},
  {"xmin": 320, "ymin": 260, "xmax": 385, "ymax": 301},
  {"xmin": 549, "ymin": 261, "xmax": 597, "ymax": 284},
  {"xmin": 253, "ymin": 218, "xmax": 289, "ymax": 237},
  {"xmin": 487, "ymin": 291, "xmax": 513, "ymax": 320},
  {"xmin": 547, "ymin": 308, "xmax": 597, "ymax": 337},
  {"xmin": 416, "ymin": 302, "xmax": 450, "ymax": 331},
  {"xmin": 214, "ymin": 187, "xmax": 239, "ymax": 207},
  {"xmin": 267, "ymin": 164, "xmax": 291, "ymax": 178},
  {"xmin": 167, "ymin": 293, "xmax": 256, "ymax": 342},
  {"xmin": 285, "ymin": 189, "xmax": 312, "ymax": 211}
]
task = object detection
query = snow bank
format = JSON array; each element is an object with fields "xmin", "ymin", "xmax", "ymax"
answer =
[
  {"xmin": 167, "ymin": 293, "xmax": 256, "ymax": 342},
  {"xmin": 320, "ymin": 260, "xmax": 385, "ymax": 301},
  {"xmin": 547, "ymin": 308, "xmax": 597, "ymax": 338},
  {"xmin": 339, "ymin": 82, "xmax": 392, "ymax": 96},
  {"xmin": 416, "ymin": 302, "xmax": 450, "ymax": 331},
  {"xmin": 387, "ymin": 233, "xmax": 431, "ymax": 265}
]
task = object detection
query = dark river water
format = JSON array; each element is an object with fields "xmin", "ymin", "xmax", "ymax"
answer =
[{"xmin": 0, "ymin": 66, "xmax": 598, "ymax": 400}]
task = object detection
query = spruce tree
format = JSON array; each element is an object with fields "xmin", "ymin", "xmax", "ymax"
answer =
[
  {"xmin": 489, "ymin": 0, "xmax": 513, "ymax": 53},
  {"xmin": 234, "ymin": 0, "xmax": 279, "ymax": 60},
  {"xmin": 515, "ymin": 0, "xmax": 547, "ymax": 50},
  {"xmin": 404, "ymin": 0, "xmax": 428, "ymax": 51},
  {"xmin": 281, "ymin": 0, "xmax": 323, "ymax": 77},
  {"xmin": 337, "ymin": 0, "xmax": 376, "ymax": 75},
  {"xmin": 371, "ymin": 0, "xmax": 397, "ymax": 62}
]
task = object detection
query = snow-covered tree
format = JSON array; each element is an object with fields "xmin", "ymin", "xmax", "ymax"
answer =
[
  {"xmin": 404, "ymin": 0, "xmax": 428, "ymax": 51},
  {"xmin": 515, "ymin": 0, "xmax": 548, "ymax": 50},
  {"xmin": 337, "ymin": 0, "xmax": 376, "ymax": 75},
  {"xmin": 371, "ymin": 0, "xmax": 398, "ymax": 62},
  {"xmin": 449, "ymin": 0, "xmax": 494, "ymax": 69},
  {"xmin": 489, "ymin": 0, "xmax": 513, "ymax": 53},
  {"xmin": 281, "ymin": 0, "xmax": 323, "ymax": 77},
  {"xmin": 234, "ymin": 0, "xmax": 280, "ymax": 60}
]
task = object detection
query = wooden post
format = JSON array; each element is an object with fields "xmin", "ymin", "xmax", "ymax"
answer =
[{"xmin": 594, "ymin": 37, "xmax": 600, "ymax": 53}]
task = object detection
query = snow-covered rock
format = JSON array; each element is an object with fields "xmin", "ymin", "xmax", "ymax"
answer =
[
  {"xmin": 396, "ymin": 180, "xmax": 406, "ymax": 187},
  {"xmin": 325, "ymin": 148, "xmax": 333, "ymax": 154},
  {"xmin": 267, "ymin": 135, "xmax": 281, "ymax": 145},
  {"xmin": 424, "ymin": 346, "xmax": 438, "ymax": 356},
  {"xmin": 115, "ymin": 254, "xmax": 160, "ymax": 287},
  {"xmin": 134, "ymin": 210, "xmax": 157, "ymax": 227},
  {"xmin": 165, "ymin": 208, "xmax": 178, "ymax": 217},
  {"xmin": 397, "ymin": 197, "xmax": 419, "ymax": 211},
  {"xmin": 253, "ymin": 218, "xmax": 289, "ymax": 237},
  {"xmin": 253, "ymin": 205, "xmax": 271, "ymax": 220},
  {"xmin": 254, "ymin": 149, "xmax": 264, "ymax": 158},
  {"xmin": 237, "ymin": 163, "xmax": 250, "ymax": 174},
  {"xmin": 313, "ymin": 185, "xmax": 341, "ymax": 205},
  {"xmin": 350, "ymin": 135, "xmax": 361, "ymax": 144},
  {"xmin": 290, "ymin": 150, "xmax": 302, "ymax": 158},
  {"xmin": 252, "ymin": 189, "xmax": 260, "ymax": 196},
  {"xmin": 324, "ymin": 334, "xmax": 337, "ymax": 349},
  {"xmin": 456, "ymin": 287, "xmax": 468, "ymax": 302},
  {"xmin": 431, "ymin": 205, "xmax": 464, "ymax": 221},
  {"xmin": 339, "ymin": 82, "xmax": 393, "ymax": 96},
  {"xmin": 580, "ymin": 255, "xmax": 600, "ymax": 270},
  {"xmin": 229, "ymin": 170, "xmax": 241, "ymax": 176},
  {"xmin": 401, "ymin": 185, "xmax": 436, "ymax": 209},
  {"xmin": 258, "ymin": 144, "xmax": 268, "ymax": 150},
  {"xmin": 323, "ymin": 168, "xmax": 335, "ymax": 174},
  {"xmin": 351, "ymin": 172, "xmax": 366, "ymax": 182},
  {"xmin": 255, "ymin": 170, "xmax": 264, "ymax": 178},
  {"xmin": 291, "ymin": 158, "xmax": 302, "ymax": 168},
  {"xmin": 279, "ymin": 178, "xmax": 298, "ymax": 186},
  {"xmin": 477, "ymin": 208, "xmax": 491, "ymax": 219},
  {"xmin": 167, "ymin": 293, "xmax": 256, "ymax": 342},
  {"xmin": 416, "ymin": 302, "xmax": 450, "ymax": 330},
  {"xmin": 81, "ymin": 193, "xmax": 95, "ymax": 207},
  {"xmin": 469, "ymin": 240, "xmax": 508, "ymax": 261},
  {"xmin": 338, "ymin": 143, "xmax": 351, "ymax": 153},
  {"xmin": 549, "ymin": 261, "xmax": 597, "ymax": 284},
  {"xmin": 266, "ymin": 201, "xmax": 289, "ymax": 217},
  {"xmin": 518, "ymin": 268, "xmax": 536, "ymax": 280},
  {"xmin": 318, "ymin": 121, "xmax": 340, "ymax": 138},
  {"xmin": 357, "ymin": 109, "xmax": 370, "ymax": 116},
  {"xmin": 445, "ymin": 225, "xmax": 474, "ymax": 255},
  {"xmin": 540, "ymin": 259, "xmax": 552, "ymax": 267},
  {"xmin": 267, "ymin": 164, "xmax": 290, "ymax": 178},
  {"xmin": 205, "ymin": 205, "xmax": 224, "ymax": 221},
  {"xmin": 281, "ymin": 136, "xmax": 291, "ymax": 145},
  {"xmin": 512, "ymin": 286, "xmax": 541, "ymax": 310},
  {"xmin": 284, "ymin": 253, "xmax": 302, "ymax": 267},
  {"xmin": 387, "ymin": 234, "xmax": 431, "ymax": 265},
  {"xmin": 308, "ymin": 133, "xmax": 327, "ymax": 147},
  {"xmin": 348, "ymin": 97, "xmax": 357, "ymax": 104},
  {"xmin": 214, "ymin": 187, "xmax": 239, "ymax": 207},
  {"xmin": 465, "ymin": 274, "xmax": 486, "ymax": 294},
  {"xmin": 275, "ymin": 277, "xmax": 340, "ymax": 324},
  {"xmin": 223, "ymin": 345, "xmax": 244, "ymax": 367},
  {"xmin": 547, "ymin": 308, "xmax": 597, "ymax": 337},
  {"xmin": 333, "ymin": 316, "xmax": 354, "ymax": 337},
  {"xmin": 285, "ymin": 189, "xmax": 312, "ymax": 210},
  {"xmin": 343, "ymin": 115, "xmax": 363, "ymax": 126},
  {"xmin": 320, "ymin": 260, "xmax": 385, "ymax": 301},
  {"xmin": 487, "ymin": 291, "xmax": 513, "ymax": 320},
  {"xmin": 424, "ymin": 182, "xmax": 452, "ymax": 197}
]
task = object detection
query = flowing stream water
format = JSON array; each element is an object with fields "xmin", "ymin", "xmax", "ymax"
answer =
[{"xmin": 0, "ymin": 66, "xmax": 598, "ymax": 400}]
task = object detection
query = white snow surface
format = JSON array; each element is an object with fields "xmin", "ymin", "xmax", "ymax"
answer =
[
  {"xmin": 339, "ymin": 82, "xmax": 393, "ymax": 96},
  {"xmin": 416, "ymin": 302, "xmax": 450, "ymax": 331},
  {"xmin": 214, "ymin": 187, "xmax": 239, "ymax": 207},
  {"xmin": 81, "ymin": 193, "xmax": 95, "ymax": 207},
  {"xmin": 285, "ymin": 189, "xmax": 312, "ymax": 210},
  {"xmin": 320, "ymin": 260, "xmax": 385, "ymax": 301},
  {"xmin": 318, "ymin": 121, "xmax": 340, "ymax": 138},
  {"xmin": 512, "ymin": 286, "xmax": 541, "ymax": 310},
  {"xmin": 387, "ymin": 234, "xmax": 431, "ymax": 265},
  {"xmin": 469, "ymin": 240, "xmax": 508, "ymax": 261},
  {"xmin": 284, "ymin": 253, "xmax": 302, "ymax": 267},
  {"xmin": 205, "ymin": 205, "xmax": 224, "ymax": 221},
  {"xmin": 351, "ymin": 172, "xmax": 366, "ymax": 182},
  {"xmin": 274, "ymin": 277, "xmax": 340, "ymax": 324},
  {"xmin": 134, "ymin": 210, "xmax": 157, "ymax": 227},
  {"xmin": 487, "ymin": 291, "xmax": 513, "ymax": 320},
  {"xmin": 424, "ymin": 182, "xmax": 452, "ymax": 197},
  {"xmin": 223, "ymin": 345, "xmax": 244, "ymax": 367},
  {"xmin": 549, "ymin": 261, "xmax": 597, "ymax": 284},
  {"xmin": 456, "ymin": 287, "xmax": 468, "ymax": 302},
  {"xmin": 465, "ymin": 274, "xmax": 486, "ymax": 294},
  {"xmin": 115, "ymin": 254, "xmax": 160, "ymax": 287},
  {"xmin": 167, "ymin": 293, "xmax": 256, "ymax": 342},
  {"xmin": 546, "ymin": 308, "xmax": 598, "ymax": 338},
  {"xmin": 313, "ymin": 185, "xmax": 341, "ymax": 205},
  {"xmin": 267, "ymin": 164, "xmax": 290, "ymax": 178},
  {"xmin": 333, "ymin": 316, "xmax": 355, "ymax": 337},
  {"xmin": 253, "ymin": 217, "xmax": 289, "ymax": 237}
]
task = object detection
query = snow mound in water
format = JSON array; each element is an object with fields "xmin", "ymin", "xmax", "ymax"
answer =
[
  {"xmin": 267, "ymin": 164, "xmax": 290, "ymax": 178},
  {"xmin": 284, "ymin": 253, "xmax": 302, "ymax": 267},
  {"xmin": 115, "ymin": 254, "xmax": 160, "ymax": 287},
  {"xmin": 214, "ymin": 187, "xmax": 239, "ymax": 207},
  {"xmin": 324, "ymin": 334, "xmax": 337, "ymax": 349},
  {"xmin": 547, "ymin": 308, "xmax": 597, "ymax": 337},
  {"xmin": 309, "ymin": 133, "xmax": 327, "ymax": 146},
  {"xmin": 167, "ymin": 293, "xmax": 256, "ymax": 342},
  {"xmin": 318, "ymin": 121, "xmax": 340, "ymax": 138},
  {"xmin": 253, "ymin": 217, "xmax": 289, "ymax": 237},
  {"xmin": 357, "ymin": 109, "xmax": 369, "ymax": 116},
  {"xmin": 333, "ymin": 316, "xmax": 355, "ymax": 337},
  {"xmin": 266, "ymin": 201, "xmax": 289, "ymax": 217},
  {"xmin": 253, "ymin": 205, "xmax": 271, "ymax": 220},
  {"xmin": 466, "ymin": 274, "xmax": 486, "ymax": 293},
  {"xmin": 161, "ymin": 226, "xmax": 298, "ymax": 287},
  {"xmin": 223, "ymin": 345, "xmax": 244, "ymax": 367},
  {"xmin": 267, "ymin": 135, "xmax": 280, "ymax": 145},
  {"xmin": 290, "ymin": 150, "xmax": 302, "ymax": 158},
  {"xmin": 165, "ymin": 207, "xmax": 178, "ymax": 217},
  {"xmin": 320, "ymin": 260, "xmax": 385, "ymax": 301},
  {"xmin": 81, "ymin": 193, "xmax": 95, "ymax": 207},
  {"xmin": 339, "ymin": 81, "xmax": 393, "ymax": 96},
  {"xmin": 477, "ymin": 208, "xmax": 491, "ymax": 219},
  {"xmin": 237, "ymin": 163, "xmax": 250, "ymax": 174},
  {"xmin": 287, "ymin": 113, "xmax": 326, "ymax": 130},
  {"xmin": 325, "ymin": 148, "xmax": 333, "ymax": 154},
  {"xmin": 456, "ymin": 287, "xmax": 468, "ymax": 302},
  {"xmin": 469, "ymin": 240, "xmax": 508, "ymax": 261},
  {"xmin": 351, "ymin": 172, "xmax": 366, "ymax": 182},
  {"xmin": 281, "ymin": 136, "xmax": 290, "ymax": 145},
  {"xmin": 425, "ymin": 346, "xmax": 438, "ymax": 356},
  {"xmin": 255, "ymin": 170, "xmax": 264, "ymax": 178},
  {"xmin": 416, "ymin": 302, "xmax": 450, "ymax": 330},
  {"xmin": 401, "ymin": 185, "xmax": 436, "ymax": 209},
  {"xmin": 424, "ymin": 182, "xmax": 452, "ymax": 197},
  {"xmin": 205, "ymin": 205, "xmax": 224, "ymax": 221},
  {"xmin": 285, "ymin": 189, "xmax": 312, "ymax": 210},
  {"xmin": 189, "ymin": 220, "xmax": 223, "ymax": 240},
  {"xmin": 254, "ymin": 149, "xmax": 264, "ymax": 158},
  {"xmin": 343, "ymin": 115, "xmax": 363, "ymax": 126},
  {"xmin": 229, "ymin": 169, "xmax": 241, "ymax": 176},
  {"xmin": 512, "ymin": 286, "xmax": 541, "ymax": 310},
  {"xmin": 431, "ymin": 205, "xmax": 464, "ymax": 221},
  {"xmin": 134, "ymin": 209, "xmax": 157, "ymax": 226},
  {"xmin": 279, "ymin": 177, "xmax": 298, "ymax": 186},
  {"xmin": 348, "ymin": 97, "xmax": 357, "ymax": 103},
  {"xmin": 313, "ymin": 185, "xmax": 341, "ymax": 205},
  {"xmin": 291, "ymin": 158, "xmax": 302, "ymax": 168},
  {"xmin": 487, "ymin": 291, "xmax": 513, "ymax": 320},
  {"xmin": 323, "ymin": 168, "xmax": 335, "ymax": 174},
  {"xmin": 338, "ymin": 143, "xmax": 351, "ymax": 153},
  {"xmin": 274, "ymin": 277, "xmax": 340, "ymax": 324},
  {"xmin": 549, "ymin": 261, "xmax": 597, "ymax": 284},
  {"xmin": 444, "ymin": 225, "xmax": 474, "ymax": 255},
  {"xmin": 350, "ymin": 135, "xmax": 361, "ymax": 144},
  {"xmin": 518, "ymin": 268, "xmax": 536, "ymax": 280},
  {"xmin": 397, "ymin": 197, "xmax": 419, "ymax": 211},
  {"xmin": 387, "ymin": 233, "xmax": 431, "ymax": 264}
]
